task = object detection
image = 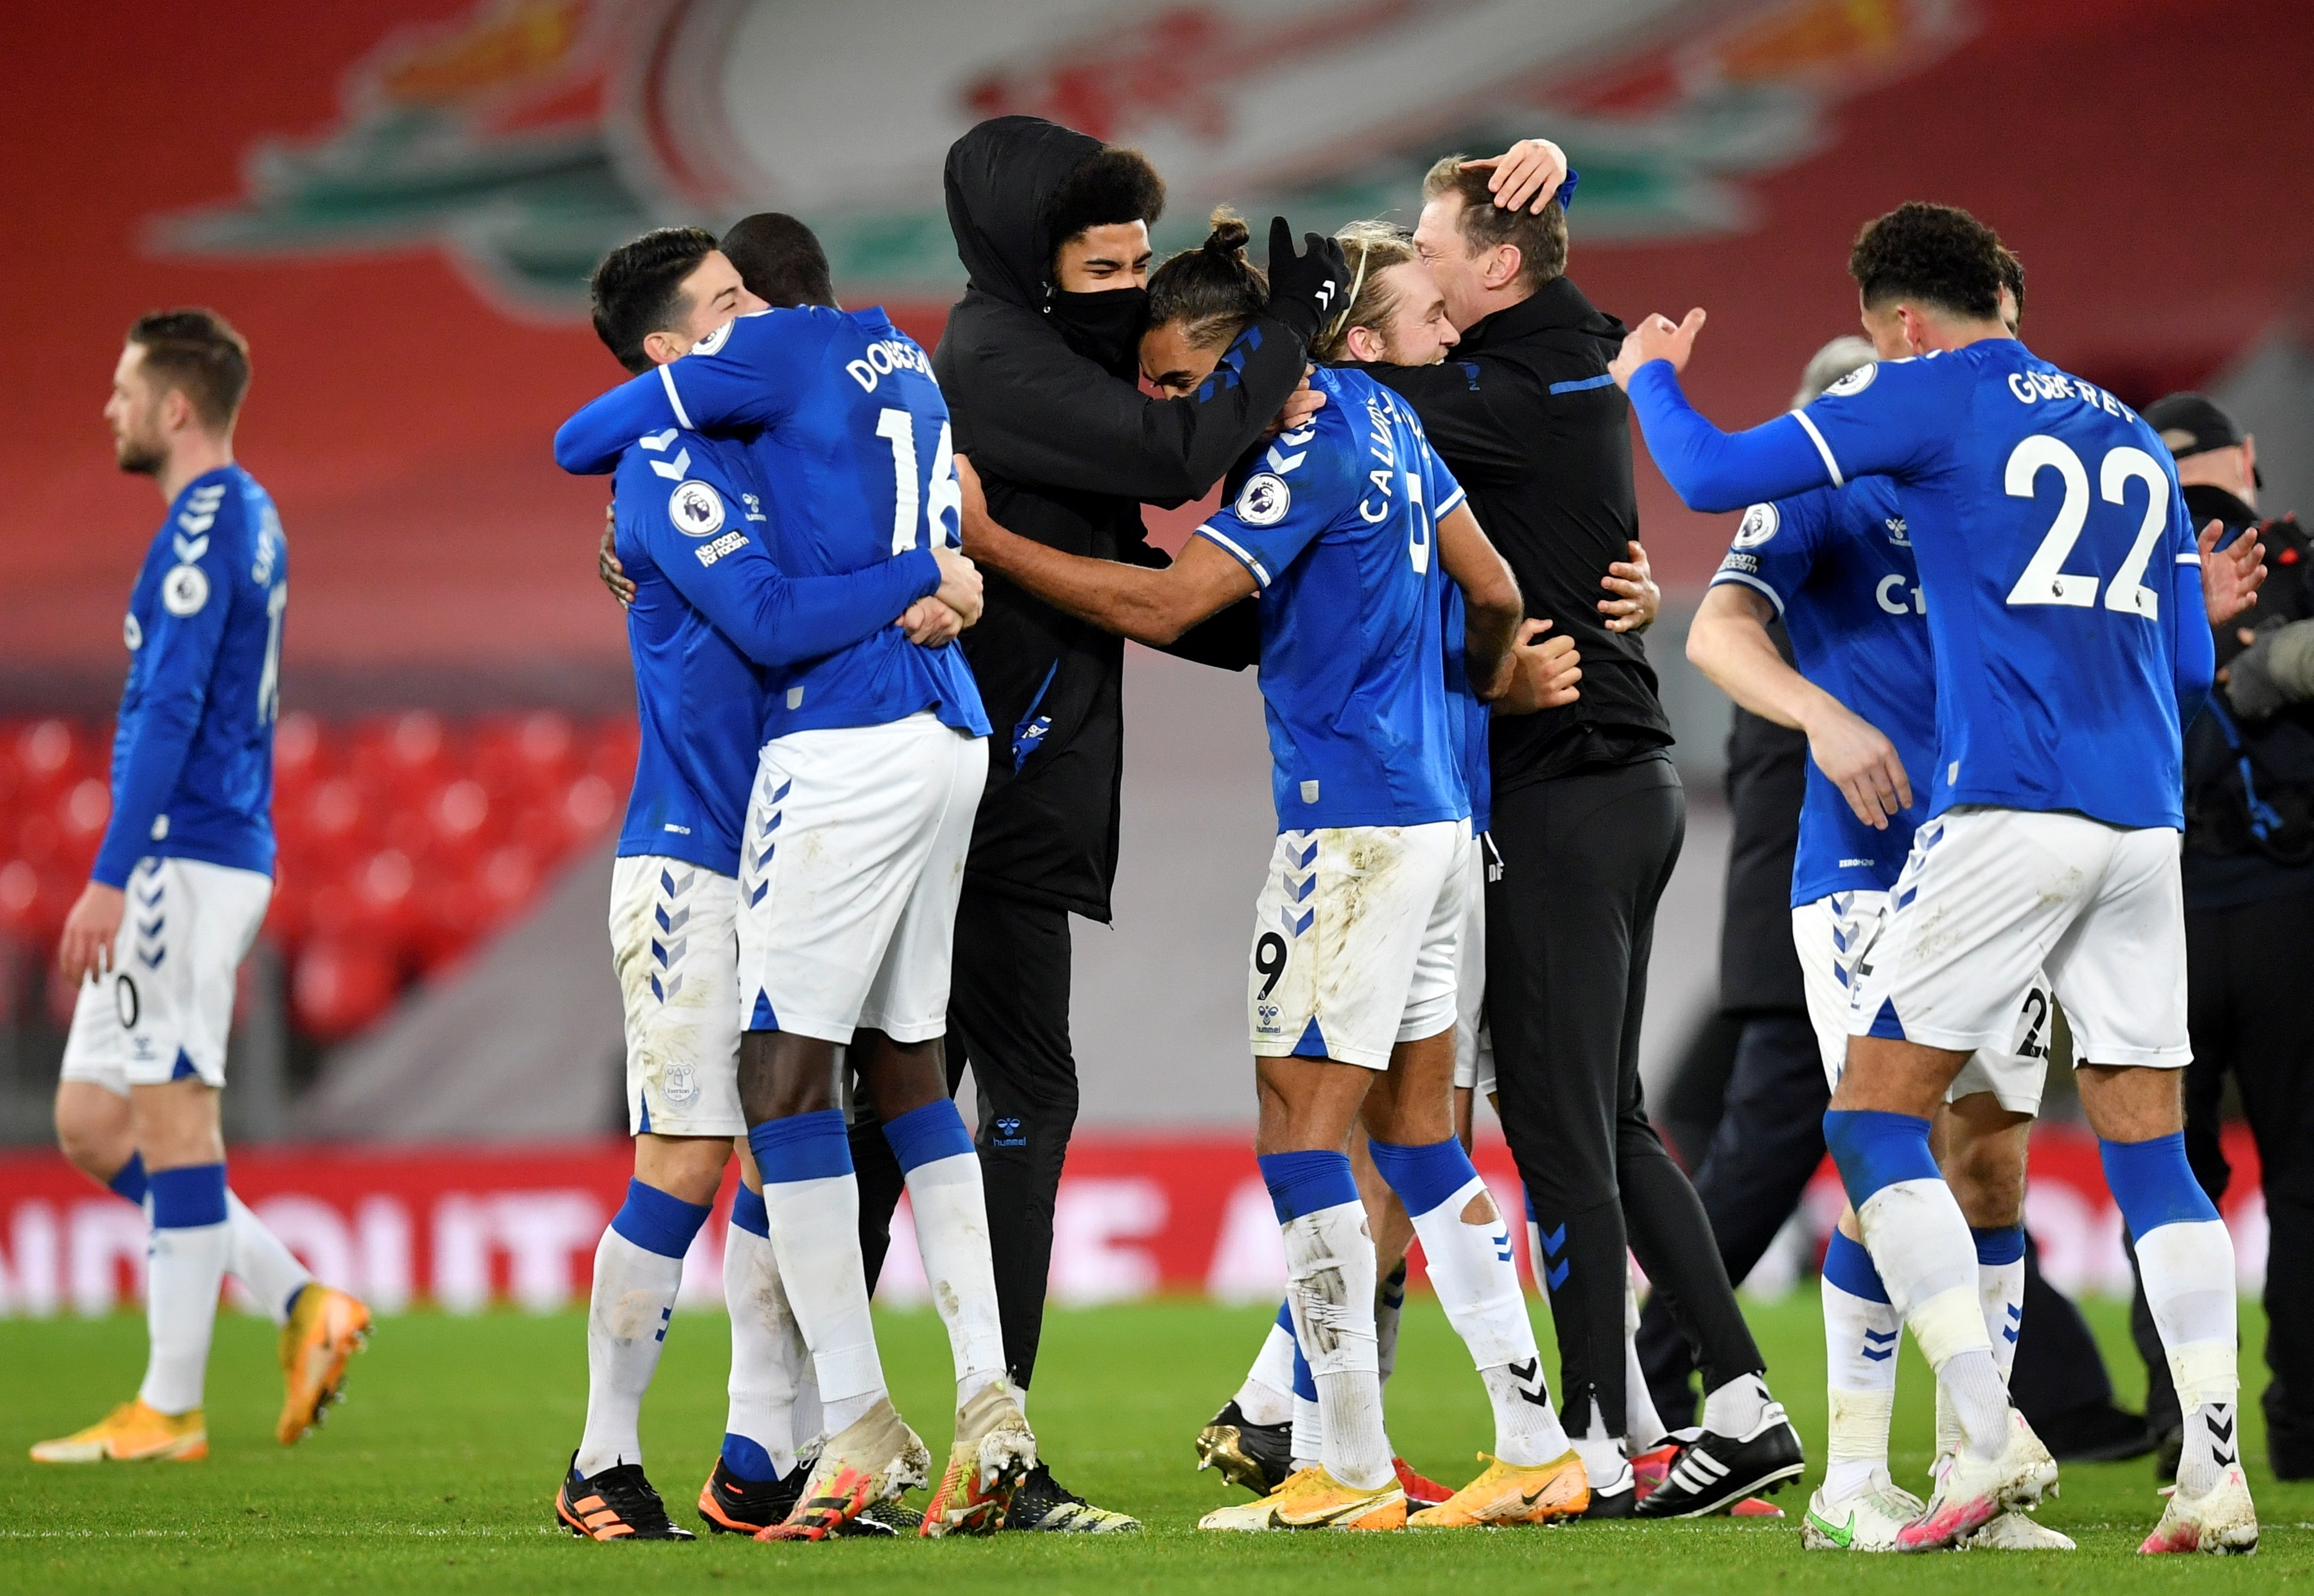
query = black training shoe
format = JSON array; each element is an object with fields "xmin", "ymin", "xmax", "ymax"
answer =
[
  {"xmin": 1574, "ymin": 1454, "xmax": 1638, "ymax": 1520},
  {"xmin": 1197, "ymin": 1399, "xmax": 1293, "ymax": 1496},
  {"xmin": 697, "ymin": 1455, "xmax": 805, "ymax": 1534},
  {"xmin": 557, "ymin": 1454, "xmax": 696, "ymax": 1541},
  {"xmin": 2038, "ymin": 1401, "xmax": 2155, "ymax": 1463},
  {"xmin": 1634, "ymin": 1404, "xmax": 1806, "ymax": 1519},
  {"xmin": 2154, "ymin": 1423, "xmax": 2183, "ymax": 1484},
  {"xmin": 838, "ymin": 1498, "xmax": 925, "ymax": 1536},
  {"xmin": 1001, "ymin": 1463, "xmax": 1141, "ymax": 1532}
]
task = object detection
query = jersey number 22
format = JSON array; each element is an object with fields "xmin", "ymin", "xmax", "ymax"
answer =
[{"xmin": 2003, "ymin": 436, "xmax": 2171, "ymax": 619}]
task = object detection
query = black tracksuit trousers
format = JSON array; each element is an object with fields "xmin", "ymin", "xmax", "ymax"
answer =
[
  {"xmin": 1486, "ymin": 755, "xmax": 1764, "ymax": 1438},
  {"xmin": 851, "ymin": 885, "xmax": 1078, "ymax": 1391},
  {"xmin": 1632, "ymin": 1011, "xmax": 2130, "ymax": 1434},
  {"xmin": 1635, "ymin": 1010, "xmax": 1824, "ymax": 1425},
  {"xmin": 2131, "ymin": 890, "xmax": 2314, "ymax": 1477}
]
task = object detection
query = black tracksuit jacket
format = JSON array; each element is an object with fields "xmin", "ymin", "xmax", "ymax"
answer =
[{"xmin": 931, "ymin": 116, "xmax": 1312, "ymax": 920}]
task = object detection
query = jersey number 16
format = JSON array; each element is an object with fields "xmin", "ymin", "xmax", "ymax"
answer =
[{"xmin": 876, "ymin": 408, "xmax": 962, "ymax": 555}]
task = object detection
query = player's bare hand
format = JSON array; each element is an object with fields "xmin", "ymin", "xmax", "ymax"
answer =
[
  {"xmin": 599, "ymin": 506, "xmax": 634, "ymax": 608},
  {"xmin": 1599, "ymin": 540, "xmax": 1659, "ymax": 632},
  {"xmin": 58, "ymin": 881, "xmax": 124, "ymax": 986},
  {"xmin": 898, "ymin": 597, "xmax": 965, "ymax": 647},
  {"xmin": 1608, "ymin": 309, "xmax": 1706, "ymax": 389},
  {"xmin": 932, "ymin": 544, "xmax": 984, "ymax": 628},
  {"xmin": 1462, "ymin": 138, "xmax": 1570, "ymax": 213},
  {"xmin": 2200, "ymin": 517, "xmax": 2265, "ymax": 625},
  {"xmin": 1495, "ymin": 619, "xmax": 1581, "ymax": 714},
  {"xmin": 1804, "ymin": 702, "xmax": 1912, "ymax": 829},
  {"xmin": 1264, "ymin": 375, "xmax": 1326, "ymax": 439}
]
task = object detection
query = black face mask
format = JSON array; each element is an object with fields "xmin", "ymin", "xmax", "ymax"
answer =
[{"xmin": 1047, "ymin": 286, "xmax": 1148, "ymax": 373}]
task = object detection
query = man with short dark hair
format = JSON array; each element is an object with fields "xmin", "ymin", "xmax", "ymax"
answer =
[
  {"xmin": 2140, "ymin": 388, "xmax": 2314, "ymax": 1484},
  {"xmin": 1616, "ymin": 198, "xmax": 2258, "ymax": 1554},
  {"xmin": 1354, "ymin": 147, "xmax": 1801, "ymax": 1518},
  {"xmin": 558, "ymin": 224, "xmax": 1009, "ymax": 1542},
  {"xmin": 36, "ymin": 311, "xmax": 373, "ymax": 1468}
]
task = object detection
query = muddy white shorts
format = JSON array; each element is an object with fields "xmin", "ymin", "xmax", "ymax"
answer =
[
  {"xmin": 737, "ymin": 712, "xmax": 986, "ymax": 1046},
  {"xmin": 1794, "ymin": 888, "xmax": 2058, "ymax": 1116},
  {"xmin": 1843, "ymin": 806, "xmax": 2189, "ymax": 1071},
  {"xmin": 610, "ymin": 854, "xmax": 745, "ymax": 1137},
  {"xmin": 1451, "ymin": 830, "xmax": 1497, "ymax": 1097},
  {"xmin": 60, "ymin": 856, "xmax": 271, "ymax": 1094},
  {"xmin": 1249, "ymin": 818, "xmax": 1467, "ymax": 1071}
]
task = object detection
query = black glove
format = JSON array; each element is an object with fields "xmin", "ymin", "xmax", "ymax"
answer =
[{"xmin": 1264, "ymin": 216, "xmax": 1349, "ymax": 346}]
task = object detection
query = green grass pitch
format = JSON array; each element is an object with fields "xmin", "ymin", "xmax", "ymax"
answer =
[{"xmin": 0, "ymin": 1293, "xmax": 2304, "ymax": 1592}]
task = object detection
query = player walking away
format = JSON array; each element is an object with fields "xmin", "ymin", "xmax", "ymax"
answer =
[
  {"xmin": 958, "ymin": 216, "xmax": 1587, "ymax": 1532},
  {"xmin": 558, "ymin": 250, "xmax": 1023, "ymax": 1541},
  {"xmin": 34, "ymin": 312, "xmax": 371, "ymax": 1467},
  {"xmin": 1193, "ymin": 221, "xmax": 1587, "ymax": 1515},
  {"xmin": 1616, "ymin": 201, "xmax": 2259, "ymax": 1554},
  {"xmin": 551, "ymin": 229, "xmax": 979, "ymax": 1541}
]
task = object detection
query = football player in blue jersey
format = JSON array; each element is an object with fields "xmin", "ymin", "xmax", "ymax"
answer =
[
  {"xmin": 1187, "ymin": 219, "xmax": 1585, "ymax": 1516},
  {"xmin": 35, "ymin": 312, "xmax": 372, "ymax": 1467},
  {"xmin": 1688, "ymin": 300, "xmax": 2266, "ymax": 1553},
  {"xmin": 1690, "ymin": 321, "xmax": 2067, "ymax": 1552},
  {"xmin": 1613, "ymin": 202, "xmax": 2259, "ymax": 1553},
  {"xmin": 550, "ymin": 228, "xmax": 984, "ymax": 1541},
  {"xmin": 956, "ymin": 215, "xmax": 1590, "ymax": 1532},
  {"xmin": 556, "ymin": 245, "xmax": 1030, "ymax": 1542}
]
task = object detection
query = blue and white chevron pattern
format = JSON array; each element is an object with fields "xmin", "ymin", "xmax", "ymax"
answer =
[
  {"xmin": 131, "ymin": 860, "xmax": 166, "ymax": 972},
  {"xmin": 742, "ymin": 777, "xmax": 791, "ymax": 909},
  {"xmin": 649, "ymin": 867, "xmax": 695, "ymax": 1002},
  {"xmin": 1279, "ymin": 834, "xmax": 1317, "ymax": 939}
]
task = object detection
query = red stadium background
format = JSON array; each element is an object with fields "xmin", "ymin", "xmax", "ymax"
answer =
[{"xmin": 0, "ymin": 0, "xmax": 2306, "ymax": 1308}]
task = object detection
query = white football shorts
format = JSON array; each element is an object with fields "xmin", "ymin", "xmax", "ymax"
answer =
[
  {"xmin": 737, "ymin": 712, "xmax": 986, "ymax": 1046},
  {"xmin": 1794, "ymin": 888, "xmax": 2058, "ymax": 1116},
  {"xmin": 609, "ymin": 854, "xmax": 745, "ymax": 1137},
  {"xmin": 1843, "ymin": 806, "xmax": 2189, "ymax": 1071},
  {"xmin": 1451, "ymin": 830, "xmax": 1497, "ymax": 1097},
  {"xmin": 60, "ymin": 856, "xmax": 270, "ymax": 1094},
  {"xmin": 1249, "ymin": 818, "xmax": 1467, "ymax": 1071}
]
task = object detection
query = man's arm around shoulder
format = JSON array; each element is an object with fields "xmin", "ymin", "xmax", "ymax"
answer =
[{"xmin": 957, "ymin": 455, "xmax": 1252, "ymax": 643}]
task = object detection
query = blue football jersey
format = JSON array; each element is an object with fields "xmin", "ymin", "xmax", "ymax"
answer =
[
  {"xmin": 1441, "ymin": 581, "xmax": 1491, "ymax": 834},
  {"xmin": 1791, "ymin": 343, "xmax": 2207, "ymax": 829},
  {"xmin": 95, "ymin": 465, "xmax": 285, "ymax": 888},
  {"xmin": 556, "ymin": 307, "xmax": 988, "ymax": 742},
  {"xmin": 611, "ymin": 428, "xmax": 945, "ymax": 875},
  {"xmin": 1195, "ymin": 366, "xmax": 1471, "ymax": 832},
  {"xmin": 1710, "ymin": 478, "xmax": 1931, "ymax": 903}
]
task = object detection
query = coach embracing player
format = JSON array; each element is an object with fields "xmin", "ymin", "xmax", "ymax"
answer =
[{"xmin": 1355, "ymin": 149, "xmax": 1805, "ymax": 1514}]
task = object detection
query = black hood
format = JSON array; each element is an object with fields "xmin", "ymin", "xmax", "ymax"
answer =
[{"xmin": 943, "ymin": 115, "xmax": 1102, "ymax": 311}]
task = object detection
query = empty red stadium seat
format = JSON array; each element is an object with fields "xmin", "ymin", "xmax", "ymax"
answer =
[
  {"xmin": 3, "ymin": 712, "xmax": 639, "ymax": 1048},
  {"xmin": 291, "ymin": 938, "xmax": 399, "ymax": 1040}
]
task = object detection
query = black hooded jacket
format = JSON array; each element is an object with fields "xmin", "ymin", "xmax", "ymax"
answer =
[
  {"xmin": 2183, "ymin": 481, "xmax": 2314, "ymax": 907},
  {"xmin": 933, "ymin": 116, "xmax": 1313, "ymax": 921}
]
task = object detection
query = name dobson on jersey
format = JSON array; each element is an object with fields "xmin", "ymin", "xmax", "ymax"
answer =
[{"xmin": 844, "ymin": 337, "xmax": 933, "ymax": 393}]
